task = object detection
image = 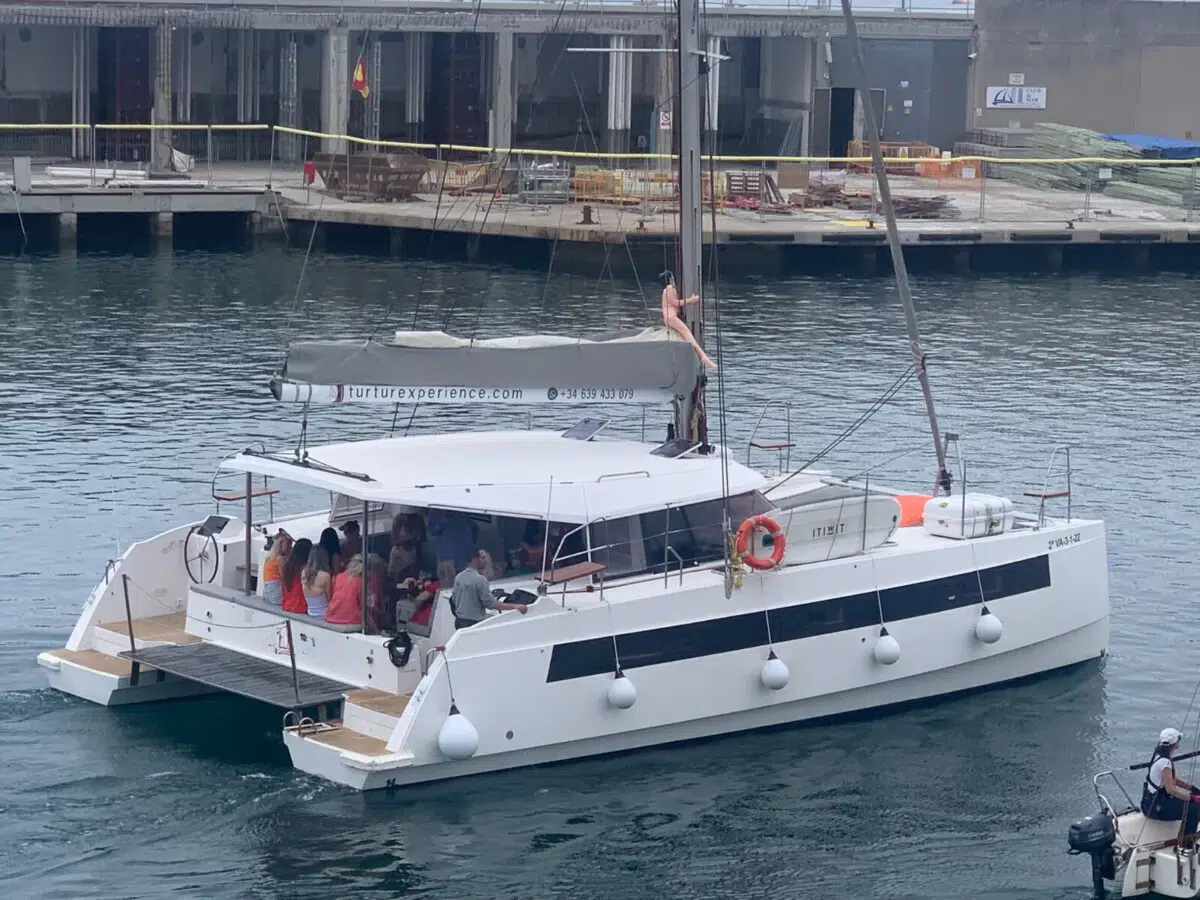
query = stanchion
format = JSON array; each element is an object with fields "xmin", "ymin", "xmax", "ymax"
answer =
[
  {"xmin": 267, "ymin": 126, "xmax": 276, "ymax": 191},
  {"xmin": 978, "ymin": 159, "xmax": 987, "ymax": 222},
  {"xmin": 1190, "ymin": 161, "xmax": 1197, "ymax": 224},
  {"xmin": 121, "ymin": 574, "xmax": 141, "ymax": 687}
]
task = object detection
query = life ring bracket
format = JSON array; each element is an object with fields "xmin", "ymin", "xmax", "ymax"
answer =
[{"xmin": 735, "ymin": 515, "xmax": 786, "ymax": 571}]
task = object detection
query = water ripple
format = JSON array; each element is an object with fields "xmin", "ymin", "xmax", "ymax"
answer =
[{"xmin": 1, "ymin": 252, "xmax": 1197, "ymax": 898}]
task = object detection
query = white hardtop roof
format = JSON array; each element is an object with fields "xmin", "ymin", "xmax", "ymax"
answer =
[{"xmin": 220, "ymin": 430, "xmax": 767, "ymax": 522}]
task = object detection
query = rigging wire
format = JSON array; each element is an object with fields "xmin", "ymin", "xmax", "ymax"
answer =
[
  {"xmin": 696, "ymin": 0, "xmax": 732, "ymax": 532},
  {"xmin": 765, "ymin": 363, "xmax": 917, "ymax": 495},
  {"xmin": 410, "ymin": 0, "xmax": 589, "ymax": 340},
  {"xmin": 563, "ymin": 71, "xmax": 653, "ymax": 333},
  {"xmin": 275, "ymin": 178, "xmax": 329, "ymax": 375}
]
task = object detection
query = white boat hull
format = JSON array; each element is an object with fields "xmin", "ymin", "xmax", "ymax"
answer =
[
  {"xmin": 1110, "ymin": 812, "xmax": 1200, "ymax": 898},
  {"xmin": 40, "ymin": 486, "xmax": 1109, "ymax": 792},
  {"xmin": 286, "ymin": 615, "xmax": 1106, "ymax": 791}
]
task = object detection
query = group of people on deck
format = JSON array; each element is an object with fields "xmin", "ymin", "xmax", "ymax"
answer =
[
  {"xmin": 257, "ymin": 508, "xmax": 544, "ymax": 632},
  {"xmin": 259, "ymin": 523, "xmax": 374, "ymax": 625}
]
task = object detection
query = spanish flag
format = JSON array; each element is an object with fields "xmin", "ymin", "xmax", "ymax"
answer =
[{"xmin": 352, "ymin": 58, "xmax": 370, "ymax": 100}]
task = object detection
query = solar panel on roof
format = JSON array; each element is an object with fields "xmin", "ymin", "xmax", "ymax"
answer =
[
  {"xmin": 649, "ymin": 438, "xmax": 702, "ymax": 458},
  {"xmin": 562, "ymin": 418, "xmax": 610, "ymax": 441}
]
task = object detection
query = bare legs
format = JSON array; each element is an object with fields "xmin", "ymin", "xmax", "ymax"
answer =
[{"xmin": 664, "ymin": 312, "xmax": 717, "ymax": 369}]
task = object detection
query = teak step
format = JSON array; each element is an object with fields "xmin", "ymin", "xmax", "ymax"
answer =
[
  {"xmin": 344, "ymin": 687, "xmax": 413, "ymax": 717},
  {"xmin": 99, "ymin": 611, "xmax": 199, "ymax": 645},
  {"xmin": 304, "ymin": 724, "xmax": 393, "ymax": 758},
  {"xmin": 750, "ymin": 439, "xmax": 795, "ymax": 450},
  {"xmin": 540, "ymin": 561, "xmax": 607, "ymax": 585},
  {"xmin": 1024, "ymin": 489, "xmax": 1070, "ymax": 499},
  {"xmin": 45, "ymin": 647, "xmax": 134, "ymax": 677}
]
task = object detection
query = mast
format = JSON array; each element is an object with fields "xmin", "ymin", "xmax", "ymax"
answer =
[
  {"xmin": 838, "ymin": 0, "xmax": 952, "ymax": 495},
  {"xmin": 674, "ymin": 0, "xmax": 706, "ymax": 444}
]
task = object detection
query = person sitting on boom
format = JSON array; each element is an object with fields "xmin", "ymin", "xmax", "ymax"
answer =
[{"xmin": 1141, "ymin": 727, "xmax": 1200, "ymax": 835}]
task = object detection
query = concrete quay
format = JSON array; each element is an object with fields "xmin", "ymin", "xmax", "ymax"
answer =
[
  {"xmin": 0, "ymin": 160, "xmax": 276, "ymax": 247},
  {"xmin": 3, "ymin": 161, "xmax": 1200, "ymax": 270},
  {"xmin": 276, "ymin": 170, "xmax": 1200, "ymax": 273}
]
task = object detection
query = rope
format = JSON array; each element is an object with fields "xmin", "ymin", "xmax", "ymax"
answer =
[
  {"xmin": 696, "ymin": 3, "xmax": 734, "ymax": 565},
  {"xmin": 565, "ymin": 71, "xmax": 653, "ymax": 332},
  {"xmin": 274, "ymin": 145, "xmax": 329, "ymax": 375},
  {"xmin": 766, "ymin": 363, "xmax": 916, "ymax": 496},
  {"xmin": 418, "ymin": 0, "xmax": 587, "ymax": 339}
]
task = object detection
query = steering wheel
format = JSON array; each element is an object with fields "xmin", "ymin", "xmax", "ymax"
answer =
[{"xmin": 184, "ymin": 524, "xmax": 220, "ymax": 584}]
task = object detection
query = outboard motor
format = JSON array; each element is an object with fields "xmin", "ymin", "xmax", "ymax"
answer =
[{"xmin": 1068, "ymin": 809, "xmax": 1117, "ymax": 897}]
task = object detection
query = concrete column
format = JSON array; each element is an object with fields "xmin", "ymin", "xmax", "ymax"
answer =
[
  {"xmin": 71, "ymin": 26, "xmax": 92, "ymax": 159},
  {"xmin": 153, "ymin": 212, "xmax": 174, "ymax": 243},
  {"xmin": 365, "ymin": 36, "xmax": 382, "ymax": 142},
  {"xmin": 405, "ymin": 32, "xmax": 427, "ymax": 141},
  {"xmin": 653, "ymin": 32, "xmax": 673, "ymax": 163},
  {"xmin": 237, "ymin": 30, "xmax": 255, "ymax": 123},
  {"xmin": 320, "ymin": 27, "xmax": 350, "ymax": 153},
  {"xmin": 705, "ymin": 36, "xmax": 721, "ymax": 141},
  {"xmin": 59, "ymin": 213, "xmax": 78, "ymax": 251},
  {"xmin": 176, "ymin": 27, "xmax": 193, "ymax": 123},
  {"xmin": 252, "ymin": 32, "xmax": 262, "ymax": 121},
  {"xmin": 152, "ymin": 25, "xmax": 173, "ymax": 171},
  {"xmin": 605, "ymin": 35, "xmax": 633, "ymax": 155},
  {"xmin": 759, "ymin": 36, "xmax": 813, "ymax": 158},
  {"xmin": 489, "ymin": 31, "xmax": 516, "ymax": 151},
  {"xmin": 279, "ymin": 32, "xmax": 299, "ymax": 162}
]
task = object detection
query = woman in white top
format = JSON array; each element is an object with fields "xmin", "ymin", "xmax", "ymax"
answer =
[
  {"xmin": 1141, "ymin": 727, "xmax": 1200, "ymax": 835},
  {"xmin": 302, "ymin": 546, "xmax": 333, "ymax": 619}
]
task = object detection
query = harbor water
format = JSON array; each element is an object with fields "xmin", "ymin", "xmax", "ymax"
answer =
[{"xmin": 1, "ymin": 248, "xmax": 1197, "ymax": 899}]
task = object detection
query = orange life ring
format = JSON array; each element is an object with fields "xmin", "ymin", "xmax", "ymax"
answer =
[{"xmin": 736, "ymin": 515, "xmax": 786, "ymax": 571}]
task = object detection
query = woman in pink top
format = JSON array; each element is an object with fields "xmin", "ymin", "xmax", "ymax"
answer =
[{"xmin": 327, "ymin": 554, "xmax": 366, "ymax": 626}]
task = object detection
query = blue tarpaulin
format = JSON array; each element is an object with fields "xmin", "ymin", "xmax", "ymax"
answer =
[{"xmin": 1102, "ymin": 133, "xmax": 1200, "ymax": 160}]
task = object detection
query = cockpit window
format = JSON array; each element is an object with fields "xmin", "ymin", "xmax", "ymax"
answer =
[{"xmin": 589, "ymin": 491, "xmax": 772, "ymax": 577}]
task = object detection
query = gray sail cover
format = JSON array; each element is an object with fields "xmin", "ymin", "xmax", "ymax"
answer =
[{"xmin": 278, "ymin": 328, "xmax": 701, "ymax": 396}]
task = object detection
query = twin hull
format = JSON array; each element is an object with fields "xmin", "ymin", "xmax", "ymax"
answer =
[{"xmin": 40, "ymin": 516, "xmax": 1108, "ymax": 789}]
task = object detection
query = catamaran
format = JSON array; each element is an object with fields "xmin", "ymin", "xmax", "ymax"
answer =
[{"xmin": 37, "ymin": 0, "xmax": 1109, "ymax": 790}]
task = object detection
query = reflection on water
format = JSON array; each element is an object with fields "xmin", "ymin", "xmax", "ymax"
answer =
[{"xmin": 1, "ymin": 250, "xmax": 1197, "ymax": 898}]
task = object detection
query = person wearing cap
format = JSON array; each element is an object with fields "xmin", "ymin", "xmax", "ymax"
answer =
[
  {"xmin": 339, "ymin": 520, "xmax": 363, "ymax": 561},
  {"xmin": 1141, "ymin": 727, "xmax": 1200, "ymax": 834}
]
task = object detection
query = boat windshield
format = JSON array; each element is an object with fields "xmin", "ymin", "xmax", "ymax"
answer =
[
  {"xmin": 587, "ymin": 491, "xmax": 773, "ymax": 578},
  {"xmin": 329, "ymin": 496, "xmax": 586, "ymax": 581}
]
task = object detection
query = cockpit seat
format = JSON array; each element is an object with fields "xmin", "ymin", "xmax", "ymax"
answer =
[{"xmin": 1117, "ymin": 811, "xmax": 1189, "ymax": 848}]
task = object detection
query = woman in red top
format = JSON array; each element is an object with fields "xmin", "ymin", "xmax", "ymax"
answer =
[{"xmin": 281, "ymin": 539, "xmax": 312, "ymax": 615}]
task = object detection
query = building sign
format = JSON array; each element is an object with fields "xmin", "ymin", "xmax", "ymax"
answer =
[
  {"xmin": 659, "ymin": 110, "xmax": 673, "ymax": 129},
  {"xmin": 986, "ymin": 86, "xmax": 1047, "ymax": 110},
  {"xmin": 1008, "ymin": 73, "xmax": 1025, "ymax": 86}
]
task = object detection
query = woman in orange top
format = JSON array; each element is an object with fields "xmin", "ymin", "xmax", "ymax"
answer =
[
  {"xmin": 261, "ymin": 530, "xmax": 292, "ymax": 607},
  {"xmin": 281, "ymin": 538, "xmax": 312, "ymax": 615}
]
